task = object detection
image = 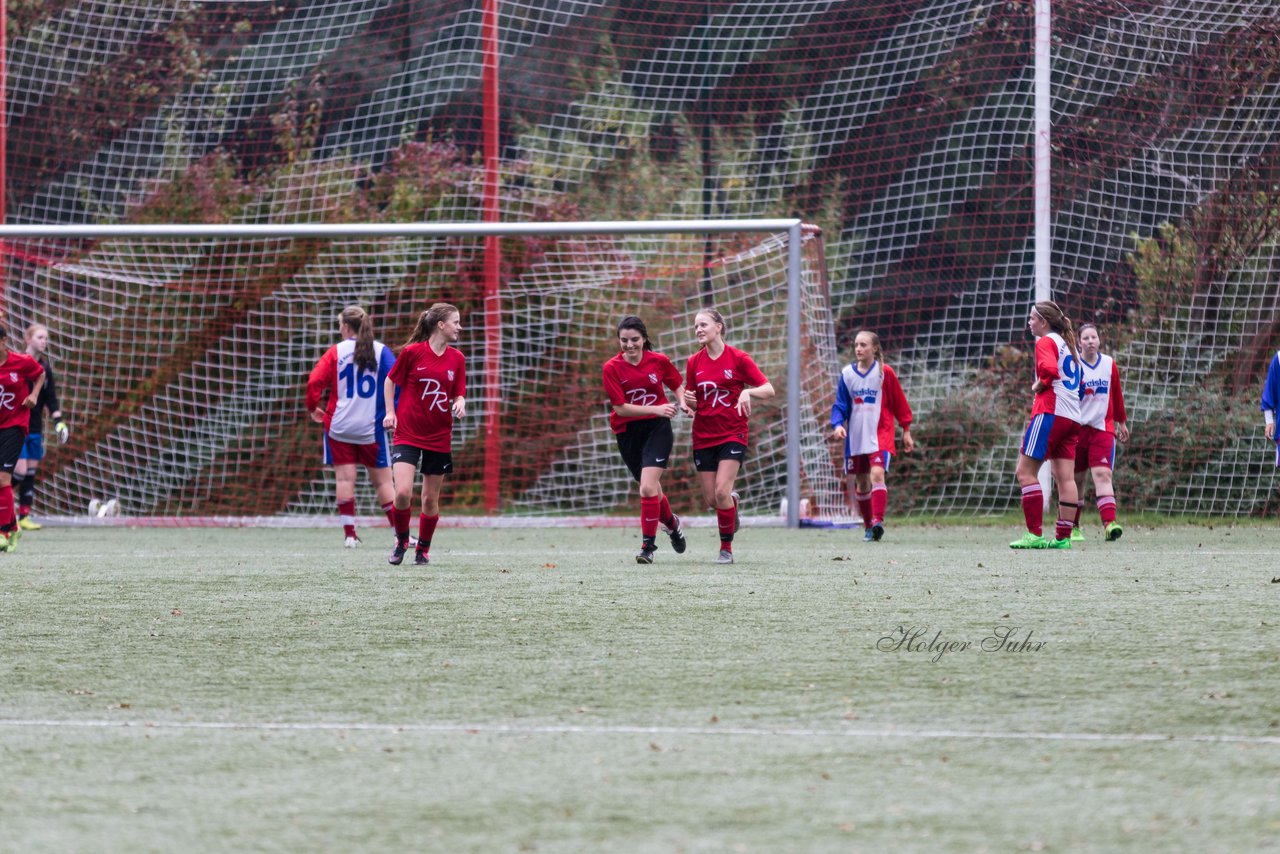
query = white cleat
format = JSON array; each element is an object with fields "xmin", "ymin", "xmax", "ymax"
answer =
[{"xmin": 344, "ymin": 536, "xmax": 362, "ymax": 549}]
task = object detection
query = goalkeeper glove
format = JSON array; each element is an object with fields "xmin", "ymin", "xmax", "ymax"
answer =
[{"xmin": 55, "ymin": 421, "xmax": 69, "ymax": 443}]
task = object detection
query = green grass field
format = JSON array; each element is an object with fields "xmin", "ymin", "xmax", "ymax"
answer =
[{"xmin": 2, "ymin": 523, "xmax": 1278, "ymax": 852}]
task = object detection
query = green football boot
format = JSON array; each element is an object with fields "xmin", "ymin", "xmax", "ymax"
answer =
[{"xmin": 1009, "ymin": 531, "xmax": 1048, "ymax": 549}]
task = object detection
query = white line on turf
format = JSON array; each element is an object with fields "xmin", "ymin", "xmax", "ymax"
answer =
[{"xmin": 2, "ymin": 719, "xmax": 1278, "ymax": 745}]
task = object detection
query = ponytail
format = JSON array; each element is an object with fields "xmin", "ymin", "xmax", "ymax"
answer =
[
  {"xmin": 1033, "ymin": 300, "xmax": 1080, "ymax": 370},
  {"xmin": 402, "ymin": 303, "xmax": 459, "ymax": 350},
  {"xmin": 340, "ymin": 306, "xmax": 377, "ymax": 372}
]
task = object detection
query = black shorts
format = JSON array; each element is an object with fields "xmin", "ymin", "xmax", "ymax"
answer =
[
  {"xmin": 391, "ymin": 444, "xmax": 454, "ymax": 476},
  {"xmin": 693, "ymin": 441, "xmax": 747, "ymax": 473},
  {"xmin": 615, "ymin": 418, "xmax": 674, "ymax": 482},
  {"xmin": 0, "ymin": 427, "xmax": 27, "ymax": 474}
]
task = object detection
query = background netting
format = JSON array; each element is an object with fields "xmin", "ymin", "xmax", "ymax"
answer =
[{"xmin": 5, "ymin": 0, "xmax": 1280, "ymax": 518}]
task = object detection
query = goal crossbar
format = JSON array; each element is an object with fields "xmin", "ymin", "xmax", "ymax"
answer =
[{"xmin": 0, "ymin": 219, "xmax": 813, "ymax": 527}]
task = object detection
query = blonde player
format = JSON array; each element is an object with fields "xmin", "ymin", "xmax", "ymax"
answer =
[
  {"xmin": 1071, "ymin": 323, "xmax": 1129, "ymax": 542},
  {"xmin": 829, "ymin": 330, "xmax": 915, "ymax": 541},
  {"xmin": 680, "ymin": 308, "xmax": 774, "ymax": 565}
]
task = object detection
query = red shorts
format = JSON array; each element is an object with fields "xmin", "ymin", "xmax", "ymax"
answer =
[
  {"xmin": 1074, "ymin": 425, "xmax": 1115, "ymax": 473},
  {"xmin": 846, "ymin": 450, "xmax": 890, "ymax": 475},
  {"xmin": 1021, "ymin": 413, "xmax": 1079, "ymax": 461},
  {"xmin": 324, "ymin": 435, "xmax": 388, "ymax": 468}
]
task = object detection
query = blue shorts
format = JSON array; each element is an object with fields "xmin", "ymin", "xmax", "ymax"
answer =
[{"xmin": 19, "ymin": 433, "xmax": 44, "ymax": 462}]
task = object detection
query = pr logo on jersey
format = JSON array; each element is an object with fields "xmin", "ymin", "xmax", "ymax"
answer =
[
  {"xmin": 8, "ymin": 372, "xmax": 16, "ymax": 382},
  {"xmin": 724, "ymin": 369, "xmax": 734, "ymax": 379},
  {"xmin": 447, "ymin": 370, "xmax": 455, "ymax": 381},
  {"xmin": 648, "ymin": 372, "xmax": 658, "ymax": 384}
]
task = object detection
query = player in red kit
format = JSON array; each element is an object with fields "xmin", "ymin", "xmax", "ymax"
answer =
[
  {"xmin": 602, "ymin": 315, "xmax": 688, "ymax": 564},
  {"xmin": 382, "ymin": 303, "xmax": 466, "ymax": 566},
  {"xmin": 0, "ymin": 323, "xmax": 46, "ymax": 553},
  {"xmin": 829, "ymin": 330, "xmax": 915, "ymax": 542},
  {"xmin": 1070, "ymin": 323, "xmax": 1129, "ymax": 542},
  {"xmin": 680, "ymin": 308, "xmax": 774, "ymax": 564},
  {"xmin": 306, "ymin": 306, "xmax": 397, "ymax": 549},
  {"xmin": 1010, "ymin": 301, "xmax": 1083, "ymax": 550}
]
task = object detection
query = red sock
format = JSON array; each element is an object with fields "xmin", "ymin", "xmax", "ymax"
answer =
[
  {"xmin": 337, "ymin": 499, "xmax": 356, "ymax": 539},
  {"xmin": 716, "ymin": 506, "xmax": 735, "ymax": 544},
  {"xmin": 870, "ymin": 484, "xmax": 887, "ymax": 525},
  {"xmin": 418, "ymin": 514, "xmax": 439, "ymax": 552},
  {"xmin": 1097, "ymin": 495, "xmax": 1117, "ymax": 524},
  {"xmin": 1073, "ymin": 500, "xmax": 1083, "ymax": 530},
  {"xmin": 1055, "ymin": 503, "xmax": 1077, "ymax": 541},
  {"xmin": 1020, "ymin": 484, "xmax": 1043, "ymax": 536},
  {"xmin": 382, "ymin": 501, "xmax": 395, "ymax": 528},
  {"xmin": 854, "ymin": 491, "xmax": 872, "ymax": 529},
  {"xmin": 0, "ymin": 485, "xmax": 14, "ymax": 531},
  {"xmin": 18, "ymin": 504, "xmax": 30, "ymax": 518},
  {"xmin": 640, "ymin": 496, "xmax": 661, "ymax": 539},
  {"xmin": 658, "ymin": 495, "xmax": 675, "ymax": 529},
  {"xmin": 394, "ymin": 507, "xmax": 412, "ymax": 540}
]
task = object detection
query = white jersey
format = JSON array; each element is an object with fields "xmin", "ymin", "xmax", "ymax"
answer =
[
  {"xmin": 1077, "ymin": 353, "xmax": 1115, "ymax": 430},
  {"xmin": 838, "ymin": 362, "xmax": 884, "ymax": 455},
  {"xmin": 1031, "ymin": 332, "xmax": 1082, "ymax": 422},
  {"xmin": 329, "ymin": 339, "xmax": 394, "ymax": 444}
]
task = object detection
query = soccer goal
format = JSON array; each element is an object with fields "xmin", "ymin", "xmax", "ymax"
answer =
[{"xmin": 0, "ymin": 219, "xmax": 850, "ymax": 528}]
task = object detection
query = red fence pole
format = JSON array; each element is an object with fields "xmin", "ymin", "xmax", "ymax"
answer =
[{"xmin": 481, "ymin": 0, "xmax": 501, "ymax": 514}]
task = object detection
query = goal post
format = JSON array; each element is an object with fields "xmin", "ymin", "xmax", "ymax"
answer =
[{"xmin": 0, "ymin": 219, "xmax": 846, "ymax": 528}]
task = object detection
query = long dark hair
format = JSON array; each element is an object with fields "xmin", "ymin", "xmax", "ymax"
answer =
[
  {"xmin": 616, "ymin": 315, "xmax": 654, "ymax": 351},
  {"xmin": 402, "ymin": 303, "xmax": 459, "ymax": 350},
  {"xmin": 340, "ymin": 306, "xmax": 377, "ymax": 372}
]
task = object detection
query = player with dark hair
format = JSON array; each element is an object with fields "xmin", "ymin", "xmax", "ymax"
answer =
[
  {"xmin": 603, "ymin": 315, "xmax": 687, "ymax": 563},
  {"xmin": 1071, "ymin": 323, "xmax": 1129, "ymax": 542},
  {"xmin": 680, "ymin": 308, "xmax": 774, "ymax": 564},
  {"xmin": 0, "ymin": 323, "xmax": 46, "ymax": 553},
  {"xmin": 306, "ymin": 306, "xmax": 397, "ymax": 548},
  {"xmin": 382, "ymin": 303, "xmax": 466, "ymax": 566},
  {"xmin": 1010, "ymin": 301, "xmax": 1083, "ymax": 550},
  {"xmin": 830, "ymin": 329, "xmax": 915, "ymax": 542},
  {"xmin": 14, "ymin": 323, "xmax": 68, "ymax": 531}
]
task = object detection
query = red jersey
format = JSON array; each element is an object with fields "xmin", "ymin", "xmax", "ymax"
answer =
[
  {"xmin": 602, "ymin": 350, "xmax": 683, "ymax": 434},
  {"xmin": 685, "ymin": 344, "xmax": 769, "ymax": 450},
  {"xmin": 0, "ymin": 351, "xmax": 45, "ymax": 433},
  {"xmin": 387, "ymin": 341, "xmax": 466, "ymax": 452}
]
